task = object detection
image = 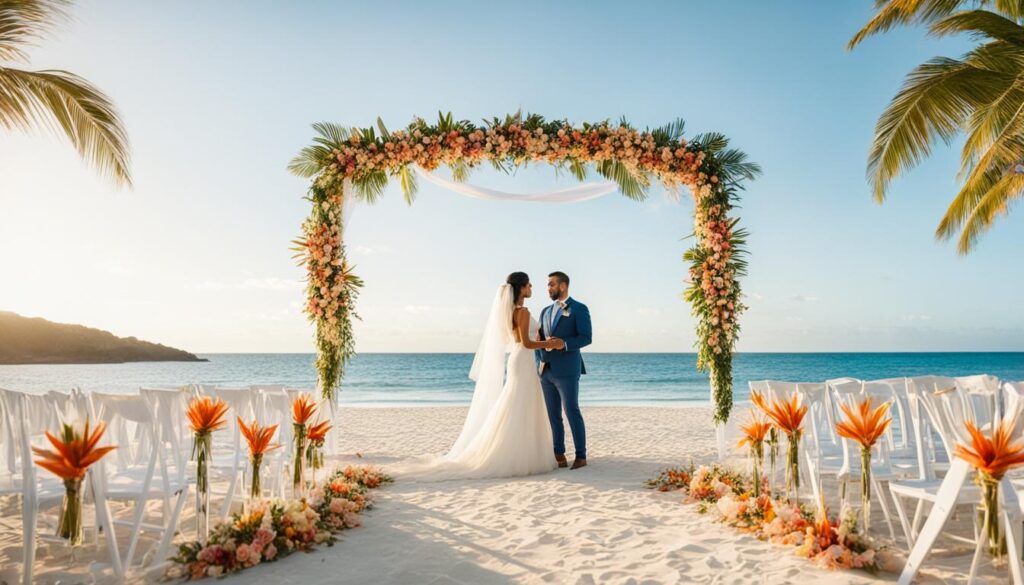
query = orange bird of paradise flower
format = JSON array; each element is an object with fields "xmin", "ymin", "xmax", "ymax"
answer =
[
  {"xmin": 954, "ymin": 417, "xmax": 1024, "ymax": 480},
  {"xmin": 238, "ymin": 417, "xmax": 279, "ymax": 457},
  {"xmin": 307, "ymin": 419, "xmax": 332, "ymax": 443},
  {"xmin": 186, "ymin": 396, "xmax": 229, "ymax": 435},
  {"xmin": 750, "ymin": 390, "xmax": 770, "ymax": 414},
  {"xmin": 763, "ymin": 394, "xmax": 807, "ymax": 437},
  {"xmin": 292, "ymin": 393, "xmax": 318, "ymax": 426},
  {"xmin": 812, "ymin": 494, "xmax": 837, "ymax": 548},
  {"xmin": 737, "ymin": 410, "xmax": 772, "ymax": 448},
  {"xmin": 33, "ymin": 420, "xmax": 116, "ymax": 481},
  {"xmin": 835, "ymin": 397, "xmax": 893, "ymax": 449}
]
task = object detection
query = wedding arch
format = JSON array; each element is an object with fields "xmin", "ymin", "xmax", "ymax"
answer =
[{"xmin": 288, "ymin": 112, "xmax": 759, "ymax": 425}]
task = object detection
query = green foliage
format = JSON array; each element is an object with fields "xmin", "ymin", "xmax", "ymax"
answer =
[
  {"xmin": 852, "ymin": 1, "xmax": 1024, "ymax": 253},
  {"xmin": 0, "ymin": 0, "xmax": 131, "ymax": 187}
]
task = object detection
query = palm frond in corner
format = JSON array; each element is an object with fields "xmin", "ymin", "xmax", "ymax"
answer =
[
  {"xmin": 397, "ymin": 165, "xmax": 418, "ymax": 205},
  {"xmin": 351, "ymin": 170, "xmax": 388, "ymax": 203},
  {"xmin": 596, "ymin": 159, "xmax": 649, "ymax": 201}
]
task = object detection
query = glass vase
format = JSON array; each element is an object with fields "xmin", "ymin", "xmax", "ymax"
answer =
[
  {"xmin": 768, "ymin": 428, "xmax": 778, "ymax": 496},
  {"xmin": 751, "ymin": 445, "xmax": 763, "ymax": 499},
  {"xmin": 979, "ymin": 473, "xmax": 1006, "ymax": 559},
  {"xmin": 293, "ymin": 424, "xmax": 307, "ymax": 499},
  {"xmin": 785, "ymin": 432, "xmax": 800, "ymax": 504},
  {"xmin": 860, "ymin": 447, "xmax": 872, "ymax": 535},
  {"xmin": 57, "ymin": 478, "xmax": 85, "ymax": 546},
  {"xmin": 194, "ymin": 432, "xmax": 212, "ymax": 544},
  {"xmin": 248, "ymin": 454, "xmax": 263, "ymax": 511}
]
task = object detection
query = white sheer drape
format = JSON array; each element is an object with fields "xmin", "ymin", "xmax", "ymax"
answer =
[{"xmin": 414, "ymin": 166, "xmax": 617, "ymax": 203}]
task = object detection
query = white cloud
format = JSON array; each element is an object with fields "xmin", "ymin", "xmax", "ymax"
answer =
[
  {"xmin": 196, "ymin": 277, "xmax": 300, "ymax": 292},
  {"xmin": 901, "ymin": 314, "xmax": 933, "ymax": 322},
  {"xmin": 790, "ymin": 295, "xmax": 818, "ymax": 303}
]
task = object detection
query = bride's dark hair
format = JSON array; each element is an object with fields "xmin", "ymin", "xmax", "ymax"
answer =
[{"xmin": 506, "ymin": 272, "xmax": 529, "ymax": 305}]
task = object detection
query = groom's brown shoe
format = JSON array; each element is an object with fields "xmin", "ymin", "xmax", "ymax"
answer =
[
  {"xmin": 570, "ymin": 458, "xmax": 587, "ymax": 470},
  {"xmin": 555, "ymin": 455, "xmax": 568, "ymax": 468}
]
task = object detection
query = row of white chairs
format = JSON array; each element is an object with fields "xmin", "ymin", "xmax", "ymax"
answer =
[
  {"xmin": 746, "ymin": 374, "xmax": 1024, "ymax": 550},
  {"xmin": 0, "ymin": 384, "xmax": 331, "ymax": 584}
]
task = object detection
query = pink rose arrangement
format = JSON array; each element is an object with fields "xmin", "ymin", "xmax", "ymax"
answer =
[
  {"xmin": 169, "ymin": 465, "xmax": 391, "ymax": 580},
  {"xmin": 647, "ymin": 464, "xmax": 889, "ymax": 574}
]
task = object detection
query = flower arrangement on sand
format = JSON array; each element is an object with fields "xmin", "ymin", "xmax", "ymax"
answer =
[
  {"xmin": 168, "ymin": 465, "xmax": 392, "ymax": 580},
  {"xmin": 646, "ymin": 463, "xmax": 890, "ymax": 573}
]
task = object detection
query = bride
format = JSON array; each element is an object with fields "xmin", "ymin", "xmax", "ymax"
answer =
[{"xmin": 404, "ymin": 272, "xmax": 561, "ymax": 480}]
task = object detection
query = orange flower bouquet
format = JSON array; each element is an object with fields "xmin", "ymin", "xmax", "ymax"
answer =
[
  {"xmin": 33, "ymin": 420, "xmax": 116, "ymax": 545},
  {"xmin": 954, "ymin": 417, "xmax": 1024, "ymax": 559},
  {"xmin": 306, "ymin": 419, "xmax": 332, "ymax": 486},
  {"xmin": 737, "ymin": 410, "xmax": 771, "ymax": 498},
  {"xmin": 238, "ymin": 417, "xmax": 279, "ymax": 503},
  {"xmin": 291, "ymin": 393, "xmax": 318, "ymax": 497},
  {"xmin": 835, "ymin": 397, "xmax": 892, "ymax": 535},
  {"xmin": 762, "ymin": 393, "xmax": 807, "ymax": 503},
  {"xmin": 186, "ymin": 396, "xmax": 229, "ymax": 543},
  {"xmin": 751, "ymin": 390, "xmax": 780, "ymax": 492}
]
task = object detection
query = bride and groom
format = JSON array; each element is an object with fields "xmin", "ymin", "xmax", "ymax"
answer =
[{"xmin": 412, "ymin": 271, "xmax": 592, "ymax": 480}]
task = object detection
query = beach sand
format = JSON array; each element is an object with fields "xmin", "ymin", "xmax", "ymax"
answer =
[{"xmin": 0, "ymin": 406, "xmax": 1009, "ymax": 584}]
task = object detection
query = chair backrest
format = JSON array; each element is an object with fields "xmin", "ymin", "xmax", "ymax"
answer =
[
  {"xmin": 89, "ymin": 391, "xmax": 152, "ymax": 470},
  {"xmin": 954, "ymin": 374, "xmax": 1001, "ymax": 423},
  {"xmin": 140, "ymin": 388, "xmax": 191, "ymax": 477}
]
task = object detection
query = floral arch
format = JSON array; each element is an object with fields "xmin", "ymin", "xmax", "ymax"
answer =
[{"xmin": 289, "ymin": 112, "xmax": 760, "ymax": 424}]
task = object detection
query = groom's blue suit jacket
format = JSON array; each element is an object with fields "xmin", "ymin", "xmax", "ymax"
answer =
[{"xmin": 536, "ymin": 297, "xmax": 592, "ymax": 378}]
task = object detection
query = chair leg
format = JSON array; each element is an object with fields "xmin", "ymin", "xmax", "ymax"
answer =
[
  {"xmin": 220, "ymin": 468, "xmax": 238, "ymax": 519},
  {"xmin": 874, "ymin": 477, "xmax": 896, "ymax": 540},
  {"xmin": 21, "ymin": 496, "xmax": 35, "ymax": 585},
  {"xmin": 891, "ymin": 490, "xmax": 915, "ymax": 548},
  {"xmin": 154, "ymin": 487, "xmax": 189, "ymax": 566},
  {"xmin": 911, "ymin": 500, "xmax": 927, "ymax": 541}
]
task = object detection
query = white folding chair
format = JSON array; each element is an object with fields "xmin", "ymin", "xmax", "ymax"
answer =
[
  {"xmin": 259, "ymin": 388, "xmax": 297, "ymax": 498},
  {"xmin": 826, "ymin": 380, "xmax": 904, "ymax": 538},
  {"xmin": 0, "ymin": 388, "xmax": 121, "ymax": 584},
  {"xmin": 890, "ymin": 382, "xmax": 985, "ymax": 549},
  {"xmin": 202, "ymin": 386, "xmax": 258, "ymax": 517},
  {"xmin": 91, "ymin": 388, "xmax": 191, "ymax": 573}
]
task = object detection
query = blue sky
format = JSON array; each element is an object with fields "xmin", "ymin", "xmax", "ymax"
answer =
[{"xmin": 1, "ymin": 0, "xmax": 1022, "ymax": 352}]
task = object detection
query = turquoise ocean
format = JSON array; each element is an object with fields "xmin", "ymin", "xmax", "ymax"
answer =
[{"xmin": 1, "ymin": 353, "xmax": 1022, "ymax": 406}]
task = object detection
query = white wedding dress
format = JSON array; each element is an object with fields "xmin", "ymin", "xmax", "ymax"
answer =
[{"xmin": 401, "ymin": 285, "xmax": 557, "ymax": 481}]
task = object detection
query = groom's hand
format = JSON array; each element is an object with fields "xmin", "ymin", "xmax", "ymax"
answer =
[{"xmin": 549, "ymin": 338, "xmax": 566, "ymax": 350}]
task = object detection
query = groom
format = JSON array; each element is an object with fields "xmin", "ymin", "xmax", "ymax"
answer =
[{"xmin": 537, "ymin": 271, "xmax": 592, "ymax": 470}]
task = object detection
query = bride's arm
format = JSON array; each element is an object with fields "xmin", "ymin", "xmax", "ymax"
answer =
[{"xmin": 516, "ymin": 309, "xmax": 556, "ymax": 350}]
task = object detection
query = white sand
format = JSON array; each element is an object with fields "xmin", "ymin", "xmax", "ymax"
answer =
[{"xmin": 1, "ymin": 406, "xmax": 1010, "ymax": 584}]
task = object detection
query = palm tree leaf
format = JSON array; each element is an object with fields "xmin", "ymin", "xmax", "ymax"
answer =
[
  {"xmin": 0, "ymin": 65, "xmax": 130, "ymax": 186},
  {"xmin": 691, "ymin": 132, "xmax": 729, "ymax": 155},
  {"xmin": 0, "ymin": 0, "xmax": 69, "ymax": 62},
  {"xmin": 449, "ymin": 158, "xmax": 470, "ymax": 182},
  {"xmin": 595, "ymin": 159, "xmax": 649, "ymax": 201},
  {"xmin": 650, "ymin": 118, "xmax": 686, "ymax": 146},
  {"xmin": 376, "ymin": 116, "xmax": 390, "ymax": 140},
  {"xmin": 351, "ymin": 170, "xmax": 387, "ymax": 203},
  {"xmin": 568, "ymin": 158, "xmax": 588, "ymax": 182},
  {"xmin": 715, "ymin": 148, "xmax": 763, "ymax": 183},
  {"xmin": 930, "ymin": 9, "xmax": 1024, "ymax": 45},
  {"xmin": 397, "ymin": 164, "xmax": 417, "ymax": 205},
  {"xmin": 866, "ymin": 57, "xmax": 1007, "ymax": 202},
  {"xmin": 287, "ymin": 145, "xmax": 330, "ymax": 177},
  {"xmin": 848, "ymin": 0, "xmax": 972, "ymax": 49},
  {"xmin": 311, "ymin": 121, "xmax": 351, "ymax": 148},
  {"xmin": 951, "ymin": 168, "xmax": 1024, "ymax": 252}
]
